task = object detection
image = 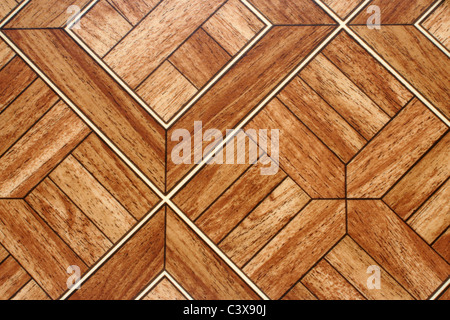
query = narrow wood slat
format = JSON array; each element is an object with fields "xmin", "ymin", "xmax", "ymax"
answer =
[
  {"xmin": 0, "ymin": 0, "xmax": 17, "ymax": 21},
  {"xmin": 0, "ymin": 200, "xmax": 87, "ymax": 299},
  {"xmin": 0, "ymin": 79, "xmax": 58, "ymax": 156},
  {"xmin": 0, "ymin": 39, "xmax": 15, "ymax": 70},
  {"xmin": 143, "ymin": 278, "xmax": 186, "ymax": 300},
  {"xmin": 50, "ymin": 155, "xmax": 136, "ymax": 243},
  {"xmin": 300, "ymin": 54, "xmax": 390, "ymax": 140},
  {"xmin": 220, "ymin": 178, "xmax": 310, "ymax": 267},
  {"xmin": 109, "ymin": 0, "xmax": 160, "ymax": 26},
  {"xmin": 348, "ymin": 99, "xmax": 448, "ymax": 198},
  {"xmin": 384, "ymin": 133, "xmax": 450, "ymax": 219},
  {"xmin": 11, "ymin": 280, "xmax": 50, "ymax": 300},
  {"xmin": 352, "ymin": 26, "xmax": 450, "ymax": 118},
  {"xmin": 0, "ymin": 256, "xmax": 30, "ymax": 300},
  {"xmin": 25, "ymin": 178, "xmax": 113, "ymax": 266},
  {"xmin": 326, "ymin": 236, "xmax": 414, "ymax": 300},
  {"xmin": 422, "ymin": 1, "xmax": 450, "ymax": 50},
  {"xmin": 166, "ymin": 208, "xmax": 259, "ymax": 300},
  {"xmin": 70, "ymin": 207, "xmax": 165, "ymax": 300},
  {"xmin": 433, "ymin": 228, "xmax": 450, "ymax": 263},
  {"xmin": 243, "ymin": 200, "xmax": 346, "ymax": 299},
  {"xmin": 0, "ymin": 243, "xmax": 8, "ymax": 263},
  {"xmin": 105, "ymin": 0, "xmax": 226, "ymax": 88},
  {"xmin": 348, "ymin": 200, "xmax": 449, "ymax": 300},
  {"xmin": 322, "ymin": 0, "xmax": 363, "ymax": 19},
  {"xmin": 5, "ymin": 29, "xmax": 166, "ymax": 190},
  {"xmin": 302, "ymin": 259, "xmax": 365, "ymax": 300},
  {"xmin": 0, "ymin": 101, "xmax": 90, "ymax": 198},
  {"xmin": 72, "ymin": 134, "xmax": 159, "ymax": 220},
  {"xmin": 245, "ymin": 99, "xmax": 345, "ymax": 198},
  {"xmin": 439, "ymin": 287, "xmax": 450, "ymax": 300},
  {"xmin": 167, "ymin": 26, "xmax": 335, "ymax": 190},
  {"xmin": 282, "ymin": 282, "xmax": 316, "ymax": 300}
]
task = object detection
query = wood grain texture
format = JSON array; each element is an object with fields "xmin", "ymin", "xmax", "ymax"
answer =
[
  {"xmin": 203, "ymin": 0, "xmax": 265, "ymax": 55},
  {"xmin": 352, "ymin": 26, "xmax": 450, "ymax": 119},
  {"xmin": 245, "ymin": 99, "xmax": 345, "ymax": 198},
  {"xmin": 72, "ymin": 134, "xmax": 159, "ymax": 220},
  {"xmin": 167, "ymin": 26, "xmax": 335, "ymax": 190},
  {"xmin": 282, "ymin": 282, "xmax": 316, "ymax": 300},
  {"xmin": 422, "ymin": 0, "xmax": 450, "ymax": 50},
  {"xmin": 0, "ymin": 200, "xmax": 87, "ymax": 299},
  {"xmin": 433, "ymin": 228, "xmax": 450, "ymax": 262},
  {"xmin": 348, "ymin": 200, "xmax": 450, "ymax": 300},
  {"xmin": 0, "ymin": 39, "xmax": 15, "ymax": 70},
  {"xmin": 11, "ymin": 280, "xmax": 50, "ymax": 300},
  {"xmin": 105, "ymin": 0, "xmax": 226, "ymax": 88},
  {"xmin": 439, "ymin": 286, "xmax": 450, "ymax": 300},
  {"xmin": 0, "ymin": 256, "xmax": 30, "ymax": 300},
  {"xmin": 322, "ymin": 0, "xmax": 363, "ymax": 19},
  {"xmin": 109, "ymin": 0, "xmax": 160, "ymax": 25},
  {"xmin": 5, "ymin": 29, "xmax": 166, "ymax": 190},
  {"xmin": 50, "ymin": 155, "xmax": 136, "ymax": 243},
  {"xmin": 243, "ymin": 200, "xmax": 346, "ymax": 299},
  {"xmin": 384, "ymin": 132, "xmax": 450, "ymax": 219},
  {"xmin": 0, "ymin": 244, "xmax": 8, "ymax": 264},
  {"xmin": 143, "ymin": 277, "xmax": 187, "ymax": 300},
  {"xmin": 302, "ymin": 259, "xmax": 365, "ymax": 300},
  {"xmin": 169, "ymin": 28, "xmax": 231, "ymax": 88},
  {"xmin": 0, "ymin": 0, "xmax": 17, "ymax": 21},
  {"xmin": 348, "ymin": 99, "xmax": 448, "ymax": 198},
  {"xmin": 166, "ymin": 208, "xmax": 259, "ymax": 300},
  {"xmin": 326, "ymin": 236, "xmax": 414, "ymax": 300},
  {"xmin": 70, "ymin": 207, "xmax": 165, "ymax": 300},
  {"xmin": 0, "ymin": 101, "xmax": 90, "ymax": 198}
]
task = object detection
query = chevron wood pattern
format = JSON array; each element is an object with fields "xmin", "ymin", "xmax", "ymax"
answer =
[{"xmin": 0, "ymin": 0, "xmax": 448, "ymax": 301}]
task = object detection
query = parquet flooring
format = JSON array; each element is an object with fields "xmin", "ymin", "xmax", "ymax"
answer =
[{"xmin": 0, "ymin": 0, "xmax": 448, "ymax": 300}]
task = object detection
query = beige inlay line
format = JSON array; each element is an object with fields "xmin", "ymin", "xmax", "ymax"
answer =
[
  {"xmin": 135, "ymin": 270, "xmax": 194, "ymax": 300},
  {"xmin": 0, "ymin": 0, "xmax": 31, "ymax": 28}
]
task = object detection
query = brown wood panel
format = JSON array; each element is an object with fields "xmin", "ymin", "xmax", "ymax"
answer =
[
  {"xmin": 433, "ymin": 228, "xmax": 450, "ymax": 263},
  {"xmin": 422, "ymin": 1, "xmax": 450, "ymax": 50},
  {"xmin": 220, "ymin": 178, "xmax": 310, "ymax": 267},
  {"xmin": 351, "ymin": 0, "xmax": 435, "ymax": 24},
  {"xmin": 0, "ymin": 57, "xmax": 36, "ymax": 112},
  {"xmin": 167, "ymin": 26, "xmax": 335, "ymax": 190},
  {"xmin": 248, "ymin": 0, "xmax": 334, "ymax": 24},
  {"xmin": 166, "ymin": 208, "xmax": 259, "ymax": 300},
  {"xmin": 6, "ymin": 0, "xmax": 91, "ymax": 28},
  {"xmin": 278, "ymin": 76, "xmax": 366, "ymax": 163},
  {"xmin": 348, "ymin": 99, "xmax": 448, "ymax": 198},
  {"xmin": 245, "ymin": 98, "xmax": 345, "ymax": 198},
  {"xmin": 0, "ymin": 200, "xmax": 87, "ymax": 299},
  {"xmin": 326, "ymin": 236, "xmax": 414, "ymax": 300},
  {"xmin": 5, "ymin": 29, "xmax": 166, "ymax": 190},
  {"xmin": 74, "ymin": 0, "xmax": 132, "ymax": 57},
  {"xmin": 322, "ymin": 32, "xmax": 413, "ymax": 117},
  {"xmin": 348, "ymin": 200, "xmax": 450, "ymax": 300},
  {"xmin": 203, "ymin": 0, "xmax": 265, "ymax": 55},
  {"xmin": 50, "ymin": 155, "xmax": 136, "ymax": 243},
  {"xmin": 11, "ymin": 280, "xmax": 50, "ymax": 300},
  {"xmin": 0, "ymin": 244, "xmax": 8, "ymax": 263},
  {"xmin": 108, "ymin": 0, "xmax": 160, "ymax": 25},
  {"xmin": 105, "ymin": 0, "xmax": 226, "ymax": 88},
  {"xmin": 282, "ymin": 282, "xmax": 316, "ymax": 300},
  {"xmin": 302, "ymin": 259, "xmax": 365, "ymax": 300},
  {"xmin": 143, "ymin": 278, "xmax": 187, "ymax": 300},
  {"xmin": 26, "ymin": 178, "xmax": 112, "ymax": 266},
  {"xmin": 0, "ymin": 0, "xmax": 17, "ymax": 21},
  {"xmin": 0, "ymin": 39, "xmax": 15, "ymax": 70},
  {"xmin": 384, "ymin": 133, "xmax": 450, "ymax": 219},
  {"xmin": 243, "ymin": 200, "xmax": 346, "ymax": 299},
  {"xmin": 136, "ymin": 61, "xmax": 197, "ymax": 122},
  {"xmin": 0, "ymin": 256, "xmax": 30, "ymax": 300},
  {"xmin": 0, "ymin": 101, "xmax": 90, "ymax": 198},
  {"xmin": 72, "ymin": 134, "xmax": 159, "ymax": 220},
  {"xmin": 0, "ymin": 79, "xmax": 58, "ymax": 156},
  {"xmin": 322, "ymin": 0, "xmax": 363, "ymax": 19},
  {"xmin": 70, "ymin": 207, "xmax": 165, "ymax": 300},
  {"xmin": 352, "ymin": 26, "xmax": 450, "ymax": 119},
  {"xmin": 169, "ymin": 28, "xmax": 231, "ymax": 88},
  {"xmin": 300, "ymin": 54, "xmax": 390, "ymax": 140}
]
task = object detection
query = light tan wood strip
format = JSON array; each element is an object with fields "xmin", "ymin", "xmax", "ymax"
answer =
[
  {"xmin": 422, "ymin": 1, "xmax": 450, "ymax": 50},
  {"xmin": 5, "ymin": 29, "xmax": 166, "ymax": 190},
  {"xmin": 302, "ymin": 259, "xmax": 365, "ymax": 300},
  {"xmin": 282, "ymin": 282, "xmax": 316, "ymax": 300},
  {"xmin": 348, "ymin": 200, "xmax": 450, "ymax": 300},
  {"xmin": 243, "ymin": 200, "xmax": 346, "ymax": 299},
  {"xmin": 50, "ymin": 155, "xmax": 136, "ymax": 243},
  {"xmin": 220, "ymin": 178, "xmax": 310, "ymax": 267},
  {"xmin": 326, "ymin": 236, "xmax": 414, "ymax": 300},
  {"xmin": 0, "ymin": 78, "xmax": 59, "ymax": 156},
  {"xmin": 0, "ymin": 200, "xmax": 87, "ymax": 299},
  {"xmin": 348, "ymin": 99, "xmax": 448, "ymax": 198},
  {"xmin": 278, "ymin": 76, "xmax": 366, "ymax": 163},
  {"xmin": 0, "ymin": 101, "xmax": 90, "ymax": 198},
  {"xmin": 70, "ymin": 207, "xmax": 165, "ymax": 300},
  {"xmin": 433, "ymin": 228, "xmax": 450, "ymax": 263},
  {"xmin": 322, "ymin": 0, "xmax": 363, "ymax": 19},
  {"xmin": 25, "ymin": 178, "xmax": 113, "ymax": 266},
  {"xmin": 0, "ymin": 256, "xmax": 30, "ymax": 300},
  {"xmin": 109, "ymin": 0, "xmax": 160, "ymax": 26},
  {"xmin": 166, "ymin": 208, "xmax": 259, "ymax": 300},
  {"xmin": 143, "ymin": 278, "xmax": 187, "ymax": 300},
  {"xmin": 0, "ymin": 243, "xmax": 8, "ymax": 263},
  {"xmin": 300, "ymin": 53, "xmax": 390, "ymax": 140},
  {"xmin": 72, "ymin": 134, "xmax": 159, "ymax": 220},
  {"xmin": 11, "ymin": 280, "xmax": 50, "ymax": 300},
  {"xmin": 0, "ymin": 0, "xmax": 17, "ymax": 21},
  {"xmin": 384, "ymin": 133, "xmax": 450, "ymax": 219},
  {"xmin": 105, "ymin": 0, "xmax": 226, "ymax": 88},
  {"xmin": 0, "ymin": 39, "xmax": 15, "ymax": 70}
]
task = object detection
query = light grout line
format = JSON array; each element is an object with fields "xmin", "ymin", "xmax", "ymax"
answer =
[
  {"xmin": 134, "ymin": 271, "xmax": 166, "ymax": 300},
  {"xmin": 0, "ymin": 0, "xmax": 31, "ymax": 29},
  {"xmin": 164, "ymin": 271, "xmax": 195, "ymax": 300},
  {"xmin": 430, "ymin": 278, "xmax": 450, "ymax": 300}
]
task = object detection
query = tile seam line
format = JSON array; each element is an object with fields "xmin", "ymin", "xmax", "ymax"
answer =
[{"xmin": 135, "ymin": 270, "xmax": 194, "ymax": 300}]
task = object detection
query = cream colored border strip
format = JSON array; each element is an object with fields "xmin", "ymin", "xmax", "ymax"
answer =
[
  {"xmin": 136, "ymin": 271, "xmax": 194, "ymax": 300},
  {"xmin": 430, "ymin": 278, "xmax": 450, "ymax": 300},
  {"xmin": 0, "ymin": 0, "xmax": 31, "ymax": 29}
]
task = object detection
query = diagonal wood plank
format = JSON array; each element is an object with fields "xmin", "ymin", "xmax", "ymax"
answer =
[
  {"xmin": 11, "ymin": 280, "xmax": 50, "ymax": 300},
  {"xmin": 108, "ymin": 0, "xmax": 160, "ymax": 26},
  {"xmin": 142, "ymin": 277, "xmax": 187, "ymax": 300},
  {"xmin": 0, "ymin": 256, "xmax": 30, "ymax": 300}
]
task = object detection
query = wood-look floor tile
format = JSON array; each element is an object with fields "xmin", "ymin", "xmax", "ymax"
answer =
[
  {"xmin": 0, "ymin": 39, "xmax": 15, "ymax": 70},
  {"xmin": 0, "ymin": 257, "xmax": 30, "ymax": 300},
  {"xmin": 143, "ymin": 277, "xmax": 187, "ymax": 301},
  {"xmin": 282, "ymin": 282, "xmax": 316, "ymax": 300},
  {"xmin": 0, "ymin": 244, "xmax": 8, "ymax": 264},
  {"xmin": 433, "ymin": 228, "xmax": 450, "ymax": 263},
  {"xmin": 11, "ymin": 280, "xmax": 50, "ymax": 300},
  {"xmin": 109, "ymin": 0, "xmax": 160, "ymax": 26},
  {"xmin": 322, "ymin": 0, "xmax": 364, "ymax": 19},
  {"xmin": 0, "ymin": 0, "xmax": 17, "ymax": 21},
  {"xmin": 422, "ymin": 0, "xmax": 450, "ymax": 50}
]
